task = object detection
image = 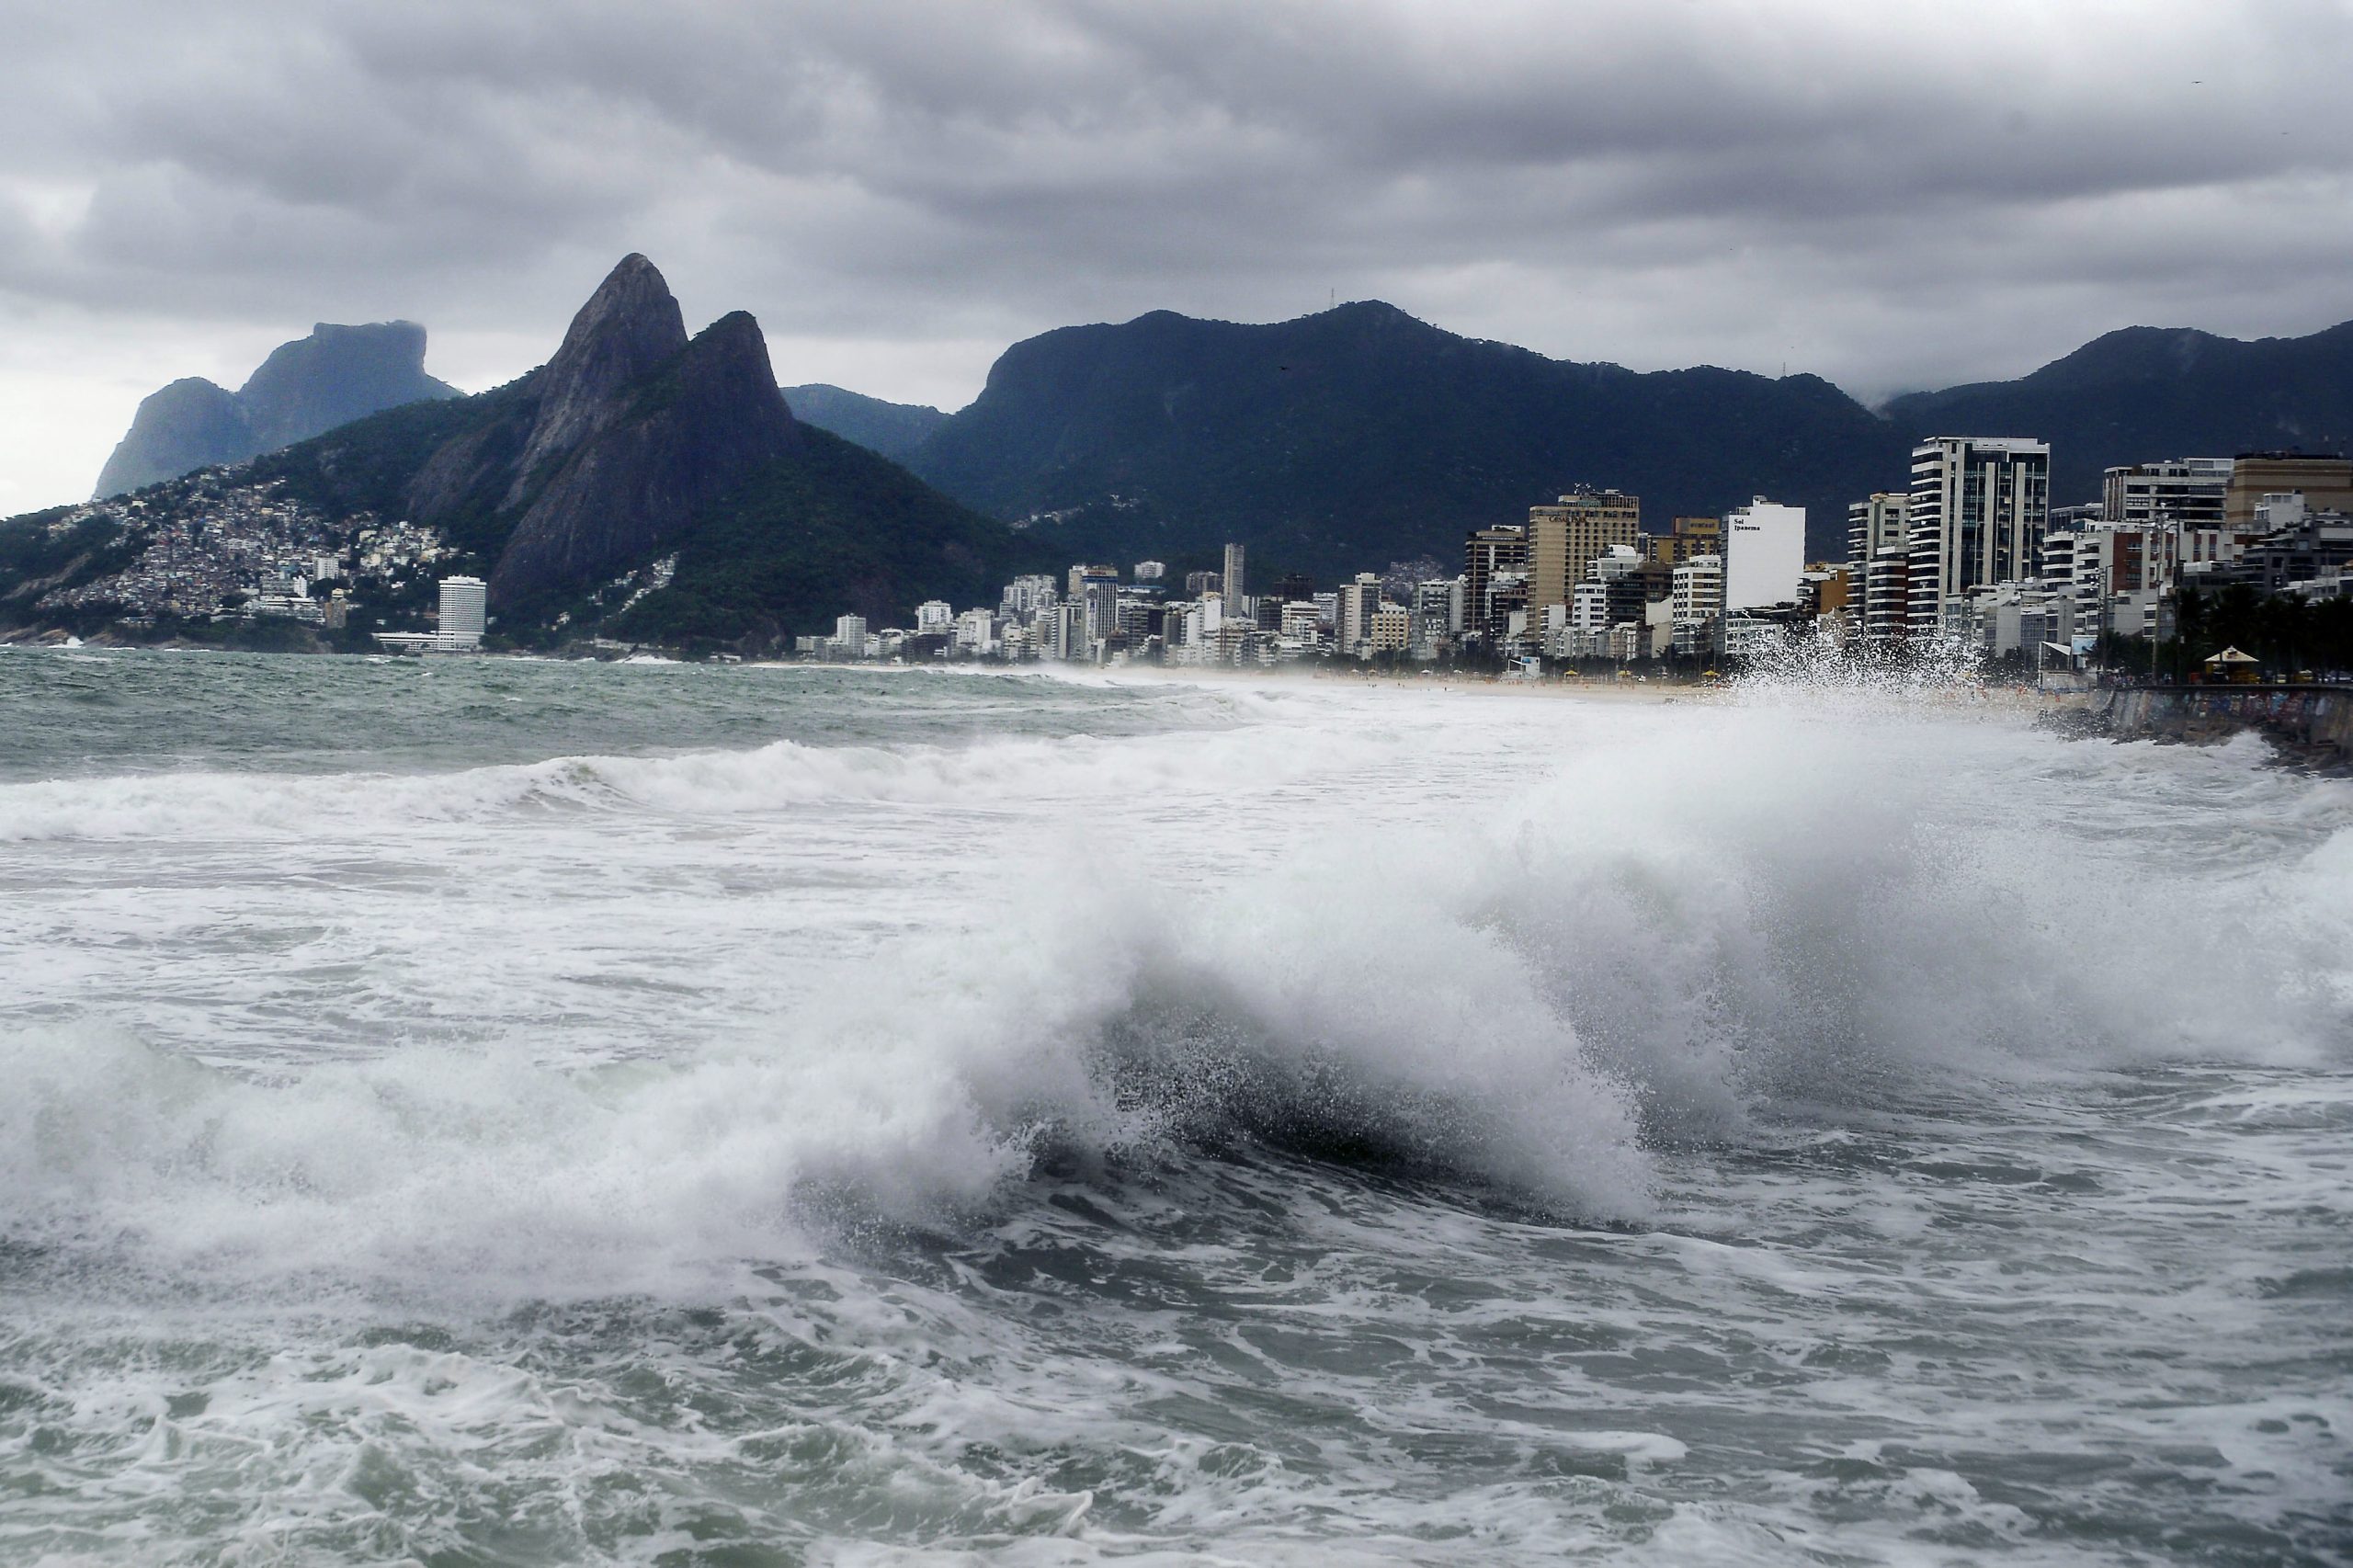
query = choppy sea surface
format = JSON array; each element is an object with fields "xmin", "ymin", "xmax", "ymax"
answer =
[{"xmin": 1, "ymin": 647, "xmax": 2347, "ymax": 1566}]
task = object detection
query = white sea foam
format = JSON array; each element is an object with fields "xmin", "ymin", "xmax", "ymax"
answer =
[
  {"xmin": 6, "ymin": 662, "xmax": 2351, "ymax": 1563},
  {"xmin": 4, "ymin": 676, "xmax": 2344, "ymax": 1310}
]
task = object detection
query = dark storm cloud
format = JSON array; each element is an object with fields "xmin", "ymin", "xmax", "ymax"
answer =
[{"xmin": 4, "ymin": 0, "xmax": 2351, "ymax": 434}]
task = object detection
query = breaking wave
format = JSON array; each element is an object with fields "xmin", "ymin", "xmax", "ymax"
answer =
[{"xmin": 4, "ymin": 676, "xmax": 2347, "ymax": 1308}]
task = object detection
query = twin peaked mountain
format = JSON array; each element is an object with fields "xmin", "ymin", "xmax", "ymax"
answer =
[
  {"xmin": 404, "ymin": 255, "xmax": 796, "ymax": 603},
  {"xmin": 247, "ymin": 256, "xmax": 1011, "ymax": 640}
]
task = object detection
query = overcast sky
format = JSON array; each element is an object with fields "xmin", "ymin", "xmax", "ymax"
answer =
[{"xmin": 4, "ymin": 0, "xmax": 2350, "ymax": 512}]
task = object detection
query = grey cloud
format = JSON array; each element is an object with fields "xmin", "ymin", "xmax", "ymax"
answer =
[{"xmin": 4, "ymin": 0, "xmax": 2352, "ymax": 416}]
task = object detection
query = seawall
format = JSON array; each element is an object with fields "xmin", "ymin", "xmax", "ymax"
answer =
[{"xmin": 2075, "ymin": 684, "xmax": 2353, "ymax": 770}]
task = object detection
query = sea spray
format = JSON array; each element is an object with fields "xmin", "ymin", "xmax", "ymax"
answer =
[{"xmin": 1, "ymin": 651, "xmax": 2347, "ymax": 1562}]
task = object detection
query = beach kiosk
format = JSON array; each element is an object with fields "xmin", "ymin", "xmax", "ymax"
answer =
[{"xmin": 2203, "ymin": 646, "xmax": 2262, "ymax": 685}]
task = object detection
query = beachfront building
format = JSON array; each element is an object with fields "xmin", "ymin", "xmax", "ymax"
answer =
[
  {"xmin": 1526, "ymin": 489, "xmax": 1641, "ymax": 632},
  {"xmin": 1670, "ymin": 553, "xmax": 1723, "ymax": 654},
  {"xmin": 2102, "ymin": 459, "xmax": 2231, "ymax": 533},
  {"xmin": 2223, "ymin": 454, "xmax": 2353, "ymax": 531},
  {"xmin": 1723, "ymin": 498, "xmax": 1806, "ymax": 613},
  {"xmin": 1847, "ymin": 493, "xmax": 1910, "ymax": 643},
  {"xmin": 1336, "ymin": 573, "xmax": 1383, "ymax": 658},
  {"xmin": 438, "ymin": 575, "xmax": 487, "ymax": 649},
  {"xmin": 1464, "ymin": 525, "xmax": 1528, "ymax": 648},
  {"xmin": 1906, "ymin": 437, "xmax": 2051, "ymax": 642}
]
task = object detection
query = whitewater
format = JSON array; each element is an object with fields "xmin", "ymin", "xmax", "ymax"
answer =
[{"xmin": 0, "ymin": 648, "xmax": 2347, "ymax": 1565}]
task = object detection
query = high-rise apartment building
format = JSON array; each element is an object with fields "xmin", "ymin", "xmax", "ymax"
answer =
[
  {"xmin": 1722, "ymin": 499, "xmax": 1806, "ymax": 612},
  {"xmin": 1846, "ymin": 493, "xmax": 1909, "ymax": 643},
  {"xmin": 1415, "ymin": 576, "xmax": 1465, "ymax": 639},
  {"xmin": 1463, "ymin": 525, "xmax": 1529, "ymax": 645},
  {"xmin": 833, "ymin": 614, "xmax": 868, "ymax": 658},
  {"xmin": 437, "ymin": 575, "xmax": 486, "ymax": 649},
  {"xmin": 1669, "ymin": 553, "xmax": 1723, "ymax": 650},
  {"xmin": 1072, "ymin": 565, "xmax": 1120, "ymax": 645},
  {"xmin": 1222, "ymin": 542, "xmax": 1246, "ymax": 607},
  {"xmin": 1336, "ymin": 573, "xmax": 1383, "ymax": 657},
  {"xmin": 2101, "ymin": 459, "xmax": 2230, "ymax": 532},
  {"xmin": 1527, "ymin": 490, "xmax": 1641, "ymax": 627},
  {"xmin": 1905, "ymin": 437, "xmax": 2050, "ymax": 642}
]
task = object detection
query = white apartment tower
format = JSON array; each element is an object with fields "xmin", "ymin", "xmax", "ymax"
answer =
[
  {"xmin": 1722, "ymin": 499, "xmax": 1806, "ymax": 611},
  {"xmin": 437, "ymin": 576, "xmax": 487, "ymax": 649},
  {"xmin": 1336, "ymin": 573, "xmax": 1383, "ymax": 657},
  {"xmin": 1906, "ymin": 437, "xmax": 2051, "ymax": 642},
  {"xmin": 1847, "ymin": 493, "xmax": 1910, "ymax": 643},
  {"xmin": 1669, "ymin": 553, "xmax": 1723, "ymax": 645},
  {"xmin": 1222, "ymin": 542, "xmax": 1246, "ymax": 608}
]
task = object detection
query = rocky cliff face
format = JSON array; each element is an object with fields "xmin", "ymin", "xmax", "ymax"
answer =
[
  {"xmin": 490, "ymin": 309, "xmax": 800, "ymax": 602},
  {"xmin": 392, "ymin": 254, "xmax": 799, "ymax": 606},
  {"xmin": 500, "ymin": 254, "xmax": 688, "ymax": 509},
  {"xmin": 95, "ymin": 322, "xmax": 457, "ymax": 498}
]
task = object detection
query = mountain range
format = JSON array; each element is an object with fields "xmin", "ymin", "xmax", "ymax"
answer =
[
  {"xmin": 774, "ymin": 308, "xmax": 2351, "ymax": 570},
  {"xmin": 33, "ymin": 268, "xmax": 2353, "ymax": 645}
]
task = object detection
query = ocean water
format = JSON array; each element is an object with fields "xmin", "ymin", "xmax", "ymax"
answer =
[{"xmin": 1, "ymin": 647, "xmax": 2347, "ymax": 1566}]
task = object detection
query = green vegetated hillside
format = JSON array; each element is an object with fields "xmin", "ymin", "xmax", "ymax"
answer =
[
  {"xmin": 1881, "ymin": 323, "xmax": 2353, "ymax": 504},
  {"xmin": 606, "ymin": 425, "xmax": 1017, "ymax": 648},
  {"xmin": 883, "ymin": 302, "xmax": 2353, "ymax": 574},
  {"xmin": 904, "ymin": 301, "xmax": 1906, "ymax": 570},
  {"xmin": 779, "ymin": 384, "xmax": 949, "ymax": 465}
]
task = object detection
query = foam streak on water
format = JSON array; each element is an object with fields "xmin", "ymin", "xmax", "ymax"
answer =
[{"xmin": 0, "ymin": 649, "xmax": 2347, "ymax": 1564}]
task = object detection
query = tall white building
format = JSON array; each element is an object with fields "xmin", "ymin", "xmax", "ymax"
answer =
[
  {"xmin": 1722, "ymin": 499, "xmax": 1805, "ymax": 611},
  {"xmin": 1846, "ymin": 493, "xmax": 1910, "ymax": 643},
  {"xmin": 1669, "ymin": 552, "xmax": 1723, "ymax": 652},
  {"xmin": 1336, "ymin": 574, "xmax": 1383, "ymax": 658},
  {"xmin": 1041, "ymin": 601, "xmax": 1084, "ymax": 661},
  {"xmin": 915, "ymin": 600, "xmax": 953, "ymax": 634},
  {"xmin": 834, "ymin": 614, "xmax": 868, "ymax": 658},
  {"xmin": 1906, "ymin": 437, "xmax": 2050, "ymax": 642},
  {"xmin": 1071, "ymin": 566, "xmax": 1120, "ymax": 646},
  {"xmin": 437, "ymin": 575, "xmax": 486, "ymax": 649},
  {"xmin": 1222, "ymin": 542, "xmax": 1246, "ymax": 607}
]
